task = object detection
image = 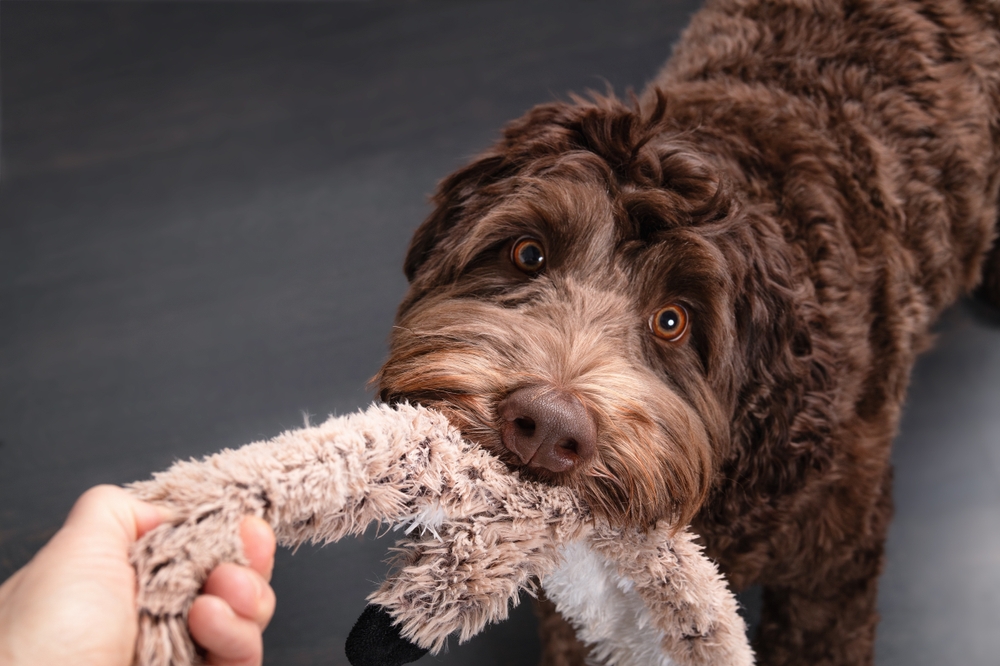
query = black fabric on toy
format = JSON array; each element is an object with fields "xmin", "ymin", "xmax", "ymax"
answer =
[{"xmin": 345, "ymin": 605, "xmax": 429, "ymax": 666}]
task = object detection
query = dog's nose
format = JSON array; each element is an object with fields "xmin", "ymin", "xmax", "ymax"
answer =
[{"xmin": 498, "ymin": 386, "xmax": 597, "ymax": 473}]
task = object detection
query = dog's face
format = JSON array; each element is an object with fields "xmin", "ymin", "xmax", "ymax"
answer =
[{"xmin": 377, "ymin": 96, "xmax": 802, "ymax": 529}]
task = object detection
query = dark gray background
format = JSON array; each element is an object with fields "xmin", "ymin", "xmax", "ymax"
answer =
[{"xmin": 1, "ymin": 2, "xmax": 998, "ymax": 665}]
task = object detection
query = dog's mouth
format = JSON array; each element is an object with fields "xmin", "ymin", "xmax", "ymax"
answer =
[
  {"xmin": 379, "ymin": 387, "xmax": 494, "ymax": 440},
  {"xmin": 380, "ymin": 386, "xmax": 592, "ymax": 479},
  {"xmin": 376, "ymin": 356, "xmax": 711, "ymax": 528}
]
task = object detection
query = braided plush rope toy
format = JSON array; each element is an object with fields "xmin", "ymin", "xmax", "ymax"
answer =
[{"xmin": 127, "ymin": 403, "xmax": 753, "ymax": 666}]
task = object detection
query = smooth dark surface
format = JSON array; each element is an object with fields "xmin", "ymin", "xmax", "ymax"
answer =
[
  {"xmin": 346, "ymin": 605, "xmax": 428, "ymax": 666},
  {"xmin": 1, "ymin": 2, "xmax": 997, "ymax": 665}
]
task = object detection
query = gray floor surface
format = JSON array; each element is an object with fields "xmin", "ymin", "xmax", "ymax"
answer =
[{"xmin": 1, "ymin": 2, "xmax": 998, "ymax": 665}]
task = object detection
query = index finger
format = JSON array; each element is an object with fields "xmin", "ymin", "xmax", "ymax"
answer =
[{"xmin": 239, "ymin": 516, "xmax": 276, "ymax": 582}]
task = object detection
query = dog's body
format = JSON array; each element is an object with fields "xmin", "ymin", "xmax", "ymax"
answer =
[{"xmin": 376, "ymin": 1, "xmax": 1000, "ymax": 664}]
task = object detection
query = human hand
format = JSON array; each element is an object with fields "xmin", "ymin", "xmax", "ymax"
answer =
[{"xmin": 0, "ymin": 485, "xmax": 276, "ymax": 666}]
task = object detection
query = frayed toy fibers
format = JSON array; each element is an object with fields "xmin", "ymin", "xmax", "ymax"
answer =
[{"xmin": 128, "ymin": 402, "xmax": 753, "ymax": 666}]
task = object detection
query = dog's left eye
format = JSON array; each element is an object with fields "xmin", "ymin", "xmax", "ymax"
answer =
[
  {"xmin": 511, "ymin": 237, "xmax": 546, "ymax": 274},
  {"xmin": 650, "ymin": 304, "xmax": 689, "ymax": 342}
]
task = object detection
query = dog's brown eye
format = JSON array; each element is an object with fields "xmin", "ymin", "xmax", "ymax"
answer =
[
  {"xmin": 511, "ymin": 238, "xmax": 546, "ymax": 273},
  {"xmin": 650, "ymin": 304, "xmax": 689, "ymax": 342}
]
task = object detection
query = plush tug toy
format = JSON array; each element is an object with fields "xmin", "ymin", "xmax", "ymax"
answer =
[{"xmin": 127, "ymin": 403, "xmax": 753, "ymax": 666}]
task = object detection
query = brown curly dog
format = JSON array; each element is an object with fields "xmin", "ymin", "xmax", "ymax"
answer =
[{"xmin": 376, "ymin": 1, "xmax": 1000, "ymax": 664}]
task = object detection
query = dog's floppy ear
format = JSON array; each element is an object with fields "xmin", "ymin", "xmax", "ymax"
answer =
[
  {"xmin": 403, "ymin": 153, "xmax": 510, "ymax": 282},
  {"xmin": 402, "ymin": 100, "xmax": 600, "ymax": 282}
]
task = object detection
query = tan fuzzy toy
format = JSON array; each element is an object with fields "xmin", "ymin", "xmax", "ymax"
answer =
[{"xmin": 127, "ymin": 403, "xmax": 753, "ymax": 666}]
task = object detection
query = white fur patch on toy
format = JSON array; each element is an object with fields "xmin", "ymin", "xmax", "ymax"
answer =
[
  {"xmin": 126, "ymin": 402, "xmax": 753, "ymax": 666},
  {"xmin": 547, "ymin": 541, "xmax": 678, "ymax": 666}
]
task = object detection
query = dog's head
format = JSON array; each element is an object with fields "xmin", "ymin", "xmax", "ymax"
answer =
[{"xmin": 376, "ymin": 93, "xmax": 808, "ymax": 529}]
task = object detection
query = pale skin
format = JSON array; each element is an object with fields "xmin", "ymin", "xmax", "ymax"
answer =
[{"xmin": 0, "ymin": 485, "xmax": 277, "ymax": 666}]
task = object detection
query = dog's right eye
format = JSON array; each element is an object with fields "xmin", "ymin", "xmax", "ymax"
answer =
[
  {"xmin": 511, "ymin": 237, "xmax": 546, "ymax": 274},
  {"xmin": 650, "ymin": 304, "xmax": 689, "ymax": 342}
]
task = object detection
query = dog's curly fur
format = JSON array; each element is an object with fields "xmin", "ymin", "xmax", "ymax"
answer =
[{"xmin": 376, "ymin": 1, "xmax": 1000, "ymax": 664}]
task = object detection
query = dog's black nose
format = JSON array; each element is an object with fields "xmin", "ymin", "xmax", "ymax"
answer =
[{"xmin": 498, "ymin": 386, "xmax": 596, "ymax": 473}]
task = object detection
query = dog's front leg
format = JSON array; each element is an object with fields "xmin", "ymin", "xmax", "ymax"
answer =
[
  {"xmin": 534, "ymin": 596, "xmax": 590, "ymax": 666},
  {"xmin": 753, "ymin": 467, "xmax": 895, "ymax": 666}
]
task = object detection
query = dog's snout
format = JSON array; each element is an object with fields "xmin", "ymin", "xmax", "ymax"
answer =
[{"xmin": 498, "ymin": 386, "xmax": 596, "ymax": 473}]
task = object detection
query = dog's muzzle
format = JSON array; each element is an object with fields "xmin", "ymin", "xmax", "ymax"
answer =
[{"xmin": 497, "ymin": 385, "xmax": 597, "ymax": 473}]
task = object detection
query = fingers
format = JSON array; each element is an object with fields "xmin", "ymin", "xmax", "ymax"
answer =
[
  {"xmin": 190, "ymin": 564, "xmax": 275, "ymax": 666},
  {"xmin": 200, "ymin": 564, "xmax": 276, "ymax": 630},
  {"xmin": 201, "ymin": 517, "xmax": 275, "ymax": 626},
  {"xmin": 239, "ymin": 516, "xmax": 276, "ymax": 582},
  {"xmin": 189, "ymin": 517, "xmax": 277, "ymax": 666},
  {"xmin": 188, "ymin": 595, "xmax": 263, "ymax": 666}
]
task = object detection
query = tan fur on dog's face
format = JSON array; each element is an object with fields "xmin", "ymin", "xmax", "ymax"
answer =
[{"xmin": 376, "ymin": 123, "xmax": 742, "ymax": 528}]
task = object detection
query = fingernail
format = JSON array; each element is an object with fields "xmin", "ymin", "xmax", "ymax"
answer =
[
  {"xmin": 204, "ymin": 593, "xmax": 236, "ymax": 619},
  {"xmin": 247, "ymin": 569, "xmax": 266, "ymax": 601}
]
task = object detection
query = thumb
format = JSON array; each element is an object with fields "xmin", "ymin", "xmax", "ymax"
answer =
[{"xmin": 60, "ymin": 485, "xmax": 171, "ymax": 550}]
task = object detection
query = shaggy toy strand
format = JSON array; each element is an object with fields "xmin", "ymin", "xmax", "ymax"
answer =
[{"xmin": 127, "ymin": 403, "xmax": 753, "ymax": 666}]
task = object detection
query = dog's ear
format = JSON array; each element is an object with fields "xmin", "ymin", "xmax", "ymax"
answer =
[
  {"xmin": 403, "ymin": 102, "xmax": 583, "ymax": 282},
  {"xmin": 403, "ymin": 153, "xmax": 510, "ymax": 282},
  {"xmin": 403, "ymin": 98, "xmax": 630, "ymax": 282},
  {"xmin": 706, "ymin": 210, "xmax": 844, "ymax": 505}
]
